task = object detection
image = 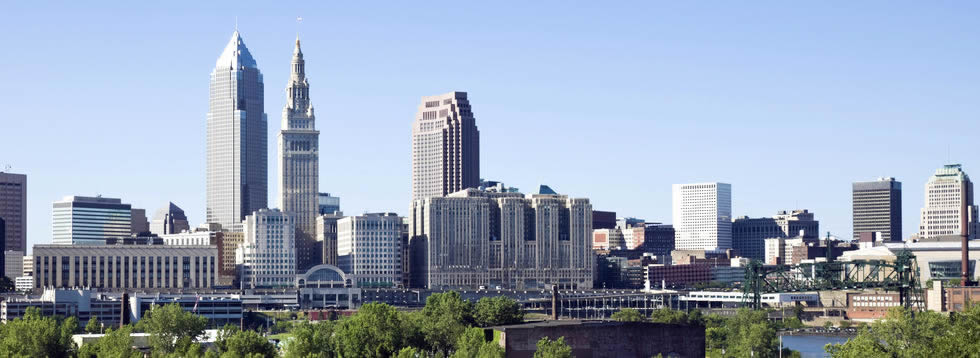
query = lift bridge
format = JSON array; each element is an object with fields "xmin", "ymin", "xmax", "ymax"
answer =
[{"xmin": 743, "ymin": 249, "xmax": 923, "ymax": 310}]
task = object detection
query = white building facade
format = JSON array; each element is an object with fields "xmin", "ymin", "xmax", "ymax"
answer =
[
  {"xmin": 337, "ymin": 213, "xmax": 403, "ymax": 288},
  {"xmin": 671, "ymin": 183, "xmax": 732, "ymax": 251},
  {"xmin": 919, "ymin": 164, "xmax": 977, "ymax": 240},
  {"xmin": 237, "ymin": 209, "xmax": 296, "ymax": 288}
]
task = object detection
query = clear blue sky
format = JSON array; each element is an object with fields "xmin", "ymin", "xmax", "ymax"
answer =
[{"xmin": 2, "ymin": 2, "xmax": 979, "ymax": 250}]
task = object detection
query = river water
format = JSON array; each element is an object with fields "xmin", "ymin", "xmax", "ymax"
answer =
[{"xmin": 779, "ymin": 335, "xmax": 852, "ymax": 358}]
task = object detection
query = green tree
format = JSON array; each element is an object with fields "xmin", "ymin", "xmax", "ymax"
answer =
[
  {"xmin": 838, "ymin": 320, "xmax": 852, "ymax": 329},
  {"xmin": 451, "ymin": 327, "xmax": 504, "ymax": 358},
  {"xmin": 474, "ymin": 296, "xmax": 524, "ymax": 327},
  {"xmin": 944, "ymin": 303, "xmax": 980, "ymax": 353},
  {"xmin": 0, "ymin": 307, "xmax": 77, "ymax": 357},
  {"xmin": 533, "ymin": 336, "xmax": 572, "ymax": 358},
  {"xmin": 780, "ymin": 317, "xmax": 804, "ymax": 330},
  {"xmin": 284, "ymin": 321, "xmax": 337, "ymax": 358},
  {"xmin": 400, "ymin": 311, "xmax": 429, "ymax": 352},
  {"xmin": 219, "ymin": 329, "xmax": 277, "ymax": 358},
  {"xmin": 421, "ymin": 291, "xmax": 474, "ymax": 355},
  {"xmin": 393, "ymin": 346, "xmax": 422, "ymax": 358},
  {"xmin": 648, "ymin": 308, "xmax": 689, "ymax": 324},
  {"xmin": 333, "ymin": 302, "xmax": 404, "ymax": 358},
  {"xmin": 136, "ymin": 303, "xmax": 208, "ymax": 354},
  {"xmin": 826, "ymin": 307, "xmax": 956, "ymax": 358},
  {"xmin": 703, "ymin": 309, "xmax": 780, "ymax": 358},
  {"xmin": 213, "ymin": 324, "xmax": 240, "ymax": 354},
  {"xmin": 687, "ymin": 309, "xmax": 704, "ymax": 325},
  {"xmin": 86, "ymin": 315, "xmax": 102, "ymax": 334},
  {"xmin": 77, "ymin": 325, "xmax": 142, "ymax": 358},
  {"xmin": 610, "ymin": 308, "xmax": 646, "ymax": 322}
]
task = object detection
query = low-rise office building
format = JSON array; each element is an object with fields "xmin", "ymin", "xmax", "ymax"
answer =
[
  {"xmin": 237, "ymin": 209, "xmax": 297, "ymax": 288},
  {"xmin": 32, "ymin": 244, "xmax": 218, "ymax": 291}
]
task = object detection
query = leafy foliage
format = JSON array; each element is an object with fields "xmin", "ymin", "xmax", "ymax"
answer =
[
  {"xmin": 451, "ymin": 327, "xmax": 504, "ymax": 358},
  {"xmin": 648, "ymin": 308, "xmax": 692, "ymax": 324},
  {"xmin": 217, "ymin": 328, "xmax": 277, "ymax": 358},
  {"xmin": 136, "ymin": 303, "xmax": 209, "ymax": 355},
  {"xmin": 421, "ymin": 291, "xmax": 475, "ymax": 355},
  {"xmin": 393, "ymin": 346, "xmax": 422, "ymax": 358},
  {"xmin": 333, "ymin": 302, "xmax": 405, "ymax": 358},
  {"xmin": 474, "ymin": 296, "xmax": 524, "ymax": 327},
  {"xmin": 85, "ymin": 315, "xmax": 102, "ymax": 334},
  {"xmin": 283, "ymin": 321, "xmax": 337, "ymax": 358},
  {"xmin": 0, "ymin": 307, "xmax": 78, "ymax": 357},
  {"xmin": 826, "ymin": 306, "xmax": 980, "ymax": 357},
  {"xmin": 704, "ymin": 309, "xmax": 779, "ymax": 358},
  {"xmin": 610, "ymin": 308, "xmax": 647, "ymax": 322},
  {"xmin": 77, "ymin": 325, "xmax": 142, "ymax": 358},
  {"xmin": 533, "ymin": 336, "xmax": 572, "ymax": 358}
]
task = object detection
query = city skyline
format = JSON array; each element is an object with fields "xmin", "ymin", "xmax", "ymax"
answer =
[{"xmin": 4, "ymin": 2, "xmax": 980, "ymax": 249}]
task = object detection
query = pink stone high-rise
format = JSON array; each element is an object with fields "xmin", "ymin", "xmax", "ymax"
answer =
[{"xmin": 412, "ymin": 92, "xmax": 480, "ymax": 200}]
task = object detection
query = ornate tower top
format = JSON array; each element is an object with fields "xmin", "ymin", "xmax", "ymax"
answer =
[{"xmin": 284, "ymin": 36, "xmax": 313, "ymax": 125}]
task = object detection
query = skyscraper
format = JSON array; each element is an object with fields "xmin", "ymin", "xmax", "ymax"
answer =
[
  {"xmin": 150, "ymin": 202, "xmax": 190, "ymax": 236},
  {"xmin": 0, "ymin": 172, "xmax": 27, "ymax": 253},
  {"xmin": 852, "ymin": 177, "xmax": 902, "ymax": 242},
  {"xmin": 411, "ymin": 91, "xmax": 480, "ymax": 201},
  {"xmin": 278, "ymin": 37, "xmax": 320, "ymax": 241},
  {"xmin": 207, "ymin": 31, "xmax": 268, "ymax": 232},
  {"xmin": 671, "ymin": 182, "xmax": 732, "ymax": 251},
  {"xmin": 52, "ymin": 196, "xmax": 132, "ymax": 245},
  {"xmin": 919, "ymin": 164, "xmax": 977, "ymax": 239},
  {"xmin": 732, "ymin": 210, "xmax": 819, "ymax": 261}
]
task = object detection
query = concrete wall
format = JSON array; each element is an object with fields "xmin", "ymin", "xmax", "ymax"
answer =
[{"xmin": 496, "ymin": 320, "xmax": 704, "ymax": 358}]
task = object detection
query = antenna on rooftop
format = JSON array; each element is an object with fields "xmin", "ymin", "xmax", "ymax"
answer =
[{"xmin": 296, "ymin": 16, "xmax": 303, "ymax": 38}]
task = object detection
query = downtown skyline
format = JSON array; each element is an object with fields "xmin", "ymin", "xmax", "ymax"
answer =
[{"xmin": 3, "ymin": 2, "xmax": 980, "ymax": 249}]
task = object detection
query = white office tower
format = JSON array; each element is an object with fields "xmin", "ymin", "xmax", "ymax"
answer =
[
  {"xmin": 207, "ymin": 31, "xmax": 268, "ymax": 232},
  {"xmin": 277, "ymin": 37, "xmax": 319, "ymax": 240},
  {"xmin": 337, "ymin": 213, "xmax": 403, "ymax": 288},
  {"xmin": 672, "ymin": 182, "xmax": 732, "ymax": 251},
  {"xmin": 411, "ymin": 91, "xmax": 480, "ymax": 200},
  {"xmin": 919, "ymin": 164, "xmax": 978, "ymax": 239},
  {"xmin": 237, "ymin": 209, "xmax": 296, "ymax": 288}
]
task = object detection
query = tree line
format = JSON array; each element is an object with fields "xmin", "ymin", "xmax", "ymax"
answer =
[{"xmin": 0, "ymin": 292, "xmax": 576, "ymax": 358}]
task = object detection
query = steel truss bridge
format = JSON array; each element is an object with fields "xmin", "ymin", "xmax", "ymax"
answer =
[{"xmin": 743, "ymin": 249, "xmax": 923, "ymax": 310}]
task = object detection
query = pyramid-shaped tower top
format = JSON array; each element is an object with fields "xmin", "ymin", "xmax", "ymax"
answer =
[
  {"xmin": 294, "ymin": 37, "xmax": 303, "ymax": 58},
  {"xmin": 216, "ymin": 31, "xmax": 258, "ymax": 69}
]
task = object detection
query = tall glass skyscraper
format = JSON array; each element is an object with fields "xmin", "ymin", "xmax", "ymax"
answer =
[
  {"xmin": 52, "ymin": 196, "xmax": 132, "ymax": 245},
  {"xmin": 207, "ymin": 31, "xmax": 268, "ymax": 232}
]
